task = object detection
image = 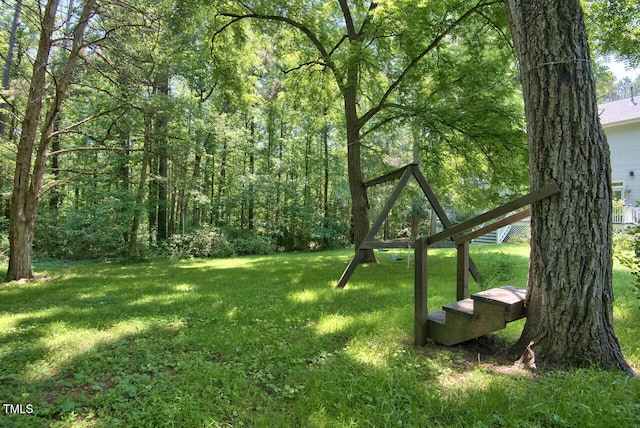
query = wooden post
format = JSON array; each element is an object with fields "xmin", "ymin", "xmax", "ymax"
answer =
[
  {"xmin": 336, "ymin": 167, "xmax": 413, "ymax": 288},
  {"xmin": 457, "ymin": 241, "xmax": 469, "ymax": 301},
  {"xmin": 414, "ymin": 237, "xmax": 428, "ymax": 345}
]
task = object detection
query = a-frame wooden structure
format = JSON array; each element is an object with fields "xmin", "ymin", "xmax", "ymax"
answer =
[{"xmin": 336, "ymin": 162, "xmax": 481, "ymax": 289}]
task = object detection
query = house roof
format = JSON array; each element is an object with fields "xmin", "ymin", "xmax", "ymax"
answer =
[{"xmin": 599, "ymin": 97, "xmax": 640, "ymax": 127}]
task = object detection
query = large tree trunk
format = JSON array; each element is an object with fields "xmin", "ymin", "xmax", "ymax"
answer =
[
  {"xmin": 344, "ymin": 63, "xmax": 376, "ymax": 263},
  {"xmin": 504, "ymin": 0, "xmax": 631, "ymax": 372},
  {"xmin": 8, "ymin": 0, "xmax": 59, "ymax": 280},
  {"xmin": 8, "ymin": 0, "xmax": 95, "ymax": 280}
]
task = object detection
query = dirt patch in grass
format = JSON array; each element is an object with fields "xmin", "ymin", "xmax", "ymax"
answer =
[{"xmin": 421, "ymin": 335, "xmax": 536, "ymax": 379}]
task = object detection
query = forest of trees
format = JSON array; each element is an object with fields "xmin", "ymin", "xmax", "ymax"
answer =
[{"xmin": 0, "ymin": 0, "xmax": 637, "ymax": 271}]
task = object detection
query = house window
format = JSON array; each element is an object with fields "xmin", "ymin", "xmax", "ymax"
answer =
[{"xmin": 612, "ymin": 180, "xmax": 626, "ymax": 203}]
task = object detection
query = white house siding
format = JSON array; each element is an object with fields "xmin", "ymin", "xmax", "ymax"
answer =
[{"xmin": 603, "ymin": 121, "xmax": 640, "ymax": 206}]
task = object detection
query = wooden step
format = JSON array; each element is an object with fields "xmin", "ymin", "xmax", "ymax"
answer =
[
  {"xmin": 427, "ymin": 300, "xmax": 505, "ymax": 346},
  {"xmin": 442, "ymin": 298, "xmax": 474, "ymax": 318},
  {"xmin": 426, "ymin": 285, "xmax": 527, "ymax": 346},
  {"xmin": 472, "ymin": 285, "xmax": 526, "ymax": 322}
]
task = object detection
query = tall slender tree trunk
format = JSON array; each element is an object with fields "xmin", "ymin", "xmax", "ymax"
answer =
[
  {"xmin": 216, "ymin": 140, "xmax": 227, "ymax": 226},
  {"xmin": 322, "ymin": 113, "xmax": 330, "ymax": 247},
  {"xmin": 504, "ymin": 0, "xmax": 631, "ymax": 372},
  {"xmin": 148, "ymin": 151, "xmax": 158, "ymax": 245},
  {"xmin": 156, "ymin": 74, "xmax": 169, "ymax": 241},
  {"xmin": 248, "ymin": 119, "xmax": 255, "ymax": 231},
  {"xmin": 168, "ymin": 185, "xmax": 176, "ymax": 236},
  {"xmin": 0, "ymin": 0, "xmax": 22, "ymax": 137},
  {"xmin": 8, "ymin": 0, "xmax": 95, "ymax": 280},
  {"xmin": 129, "ymin": 114, "xmax": 151, "ymax": 257},
  {"xmin": 8, "ymin": 0, "xmax": 58, "ymax": 280},
  {"xmin": 338, "ymin": 0, "xmax": 376, "ymax": 263},
  {"xmin": 193, "ymin": 152, "xmax": 202, "ymax": 227}
]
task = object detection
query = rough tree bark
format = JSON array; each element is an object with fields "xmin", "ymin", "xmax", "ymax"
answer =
[
  {"xmin": 504, "ymin": 0, "xmax": 632, "ymax": 372},
  {"xmin": 8, "ymin": 0, "xmax": 60, "ymax": 280},
  {"xmin": 0, "ymin": 0, "xmax": 22, "ymax": 137},
  {"xmin": 342, "ymin": 34, "xmax": 375, "ymax": 262},
  {"xmin": 8, "ymin": 0, "xmax": 96, "ymax": 280}
]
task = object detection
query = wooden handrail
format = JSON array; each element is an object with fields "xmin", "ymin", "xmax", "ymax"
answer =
[
  {"xmin": 422, "ymin": 182, "xmax": 560, "ymax": 246},
  {"xmin": 454, "ymin": 208, "xmax": 532, "ymax": 301},
  {"xmin": 455, "ymin": 208, "xmax": 531, "ymax": 245},
  {"xmin": 412, "ymin": 182, "xmax": 560, "ymax": 346}
]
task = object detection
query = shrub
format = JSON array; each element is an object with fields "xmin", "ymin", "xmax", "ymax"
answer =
[
  {"xmin": 35, "ymin": 199, "xmax": 131, "ymax": 260},
  {"xmin": 224, "ymin": 229, "xmax": 276, "ymax": 255},
  {"xmin": 167, "ymin": 225, "xmax": 235, "ymax": 258},
  {"xmin": 481, "ymin": 251, "xmax": 515, "ymax": 289},
  {"xmin": 615, "ymin": 225, "xmax": 640, "ymax": 299},
  {"xmin": 167, "ymin": 226, "xmax": 276, "ymax": 259}
]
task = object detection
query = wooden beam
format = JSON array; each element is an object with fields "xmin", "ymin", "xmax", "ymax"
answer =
[
  {"xmin": 455, "ymin": 209, "xmax": 531, "ymax": 245},
  {"xmin": 363, "ymin": 163, "xmax": 415, "ymax": 188},
  {"xmin": 414, "ymin": 238, "xmax": 428, "ymax": 346},
  {"xmin": 427, "ymin": 182, "xmax": 560, "ymax": 246},
  {"xmin": 411, "ymin": 166, "xmax": 452, "ymax": 228},
  {"xmin": 360, "ymin": 239, "xmax": 460, "ymax": 250},
  {"xmin": 336, "ymin": 249, "xmax": 366, "ymax": 289},
  {"xmin": 359, "ymin": 240, "xmax": 413, "ymax": 249},
  {"xmin": 457, "ymin": 242, "xmax": 470, "ymax": 301},
  {"xmin": 362, "ymin": 167, "xmax": 414, "ymax": 245},
  {"xmin": 413, "ymin": 165, "xmax": 483, "ymax": 284},
  {"xmin": 336, "ymin": 167, "xmax": 414, "ymax": 288}
]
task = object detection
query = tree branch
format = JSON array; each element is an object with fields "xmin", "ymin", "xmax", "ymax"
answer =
[
  {"xmin": 214, "ymin": 11, "xmax": 342, "ymax": 87},
  {"xmin": 338, "ymin": 0, "xmax": 357, "ymax": 37},
  {"xmin": 278, "ymin": 60, "xmax": 327, "ymax": 74},
  {"xmin": 358, "ymin": 0, "xmax": 501, "ymax": 128},
  {"xmin": 49, "ymin": 106, "xmax": 125, "ymax": 139},
  {"xmin": 360, "ymin": 111, "xmax": 406, "ymax": 140}
]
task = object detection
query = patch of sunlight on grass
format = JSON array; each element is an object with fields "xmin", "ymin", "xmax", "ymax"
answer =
[
  {"xmin": 344, "ymin": 339, "xmax": 389, "ymax": 368},
  {"xmin": 129, "ymin": 295, "xmax": 155, "ymax": 306},
  {"xmin": 76, "ymin": 291, "xmax": 107, "ymax": 300},
  {"xmin": 178, "ymin": 257, "xmax": 257, "ymax": 270},
  {"xmin": 0, "ymin": 313, "xmax": 20, "ymax": 335},
  {"xmin": 316, "ymin": 314, "xmax": 353, "ymax": 335},
  {"xmin": 614, "ymin": 304, "xmax": 633, "ymax": 321},
  {"xmin": 127, "ymin": 289, "xmax": 208, "ymax": 307},
  {"xmin": 27, "ymin": 319, "xmax": 157, "ymax": 382},
  {"xmin": 227, "ymin": 306, "xmax": 239, "ymax": 320},
  {"xmin": 437, "ymin": 367, "xmax": 493, "ymax": 400},
  {"xmin": 1, "ymin": 308, "xmax": 60, "ymax": 332},
  {"xmin": 289, "ymin": 289, "xmax": 319, "ymax": 303},
  {"xmin": 175, "ymin": 283, "xmax": 194, "ymax": 292}
]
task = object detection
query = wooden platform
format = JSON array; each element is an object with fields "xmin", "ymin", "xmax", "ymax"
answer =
[{"xmin": 427, "ymin": 285, "xmax": 527, "ymax": 346}]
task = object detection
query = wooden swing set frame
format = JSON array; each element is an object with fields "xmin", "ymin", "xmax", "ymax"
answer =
[{"xmin": 336, "ymin": 162, "xmax": 482, "ymax": 289}]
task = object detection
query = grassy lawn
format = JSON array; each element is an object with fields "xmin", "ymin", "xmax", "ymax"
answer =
[{"xmin": 1, "ymin": 244, "xmax": 639, "ymax": 427}]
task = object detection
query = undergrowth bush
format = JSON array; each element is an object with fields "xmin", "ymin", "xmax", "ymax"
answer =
[
  {"xmin": 35, "ymin": 200, "xmax": 131, "ymax": 260},
  {"xmin": 223, "ymin": 228, "xmax": 276, "ymax": 255},
  {"xmin": 615, "ymin": 225, "xmax": 640, "ymax": 299},
  {"xmin": 166, "ymin": 225, "xmax": 275, "ymax": 258},
  {"xmin": 480, "ymin": 251, "xmax": 515, "ymax": 289}
]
